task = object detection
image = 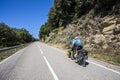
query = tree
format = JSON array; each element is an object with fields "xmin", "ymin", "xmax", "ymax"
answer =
[
  {"xmin": 39, "ymin": 0, "xmax": 119, "ymax": 40},
  {"xmin": 0, "ymin": 23, "xmax": 17, "ymax": 47},
  {"xmin": 0, "ymin": 22, "xmax": 35, "ymax": 48}
]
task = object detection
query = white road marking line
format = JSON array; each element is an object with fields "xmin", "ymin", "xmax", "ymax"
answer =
[
  {"xmin": 37, "ymin": 44, "xmax": 59, "ymax": 80},
  {"xmin": 43, "ymin": 56, "xmax": 59, "ymax": 80},
  {"xmin": 37, "ymin": 45, "xmax": 43, "ymax": 54},
  {"xmin": 87, "ymin": 60, "xmax": 120, "ymax": 75},
  {"xmin": 0, "ymin": 48, "xmax": 26, "ymax": 65},
  {"xmin": 40, "ymin": 49, "xmax": 43, "ymax": 54}
]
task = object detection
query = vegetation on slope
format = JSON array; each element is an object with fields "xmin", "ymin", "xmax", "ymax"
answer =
[{"xmin": 39, "ymin": 0, "xmax": 119, "ymax": 40}]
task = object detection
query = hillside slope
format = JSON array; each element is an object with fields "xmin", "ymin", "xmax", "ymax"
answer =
[{"xmin": 39, "ymin": 0, "xmax": 120, "ymax": 65}]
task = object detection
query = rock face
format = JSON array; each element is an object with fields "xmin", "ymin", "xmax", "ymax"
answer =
[{"xmin": 45, "ymin": 10, "xmax": 120, "ymax": 58}]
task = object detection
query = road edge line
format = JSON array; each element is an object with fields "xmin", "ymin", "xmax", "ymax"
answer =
[{"xmin": 87, "ymin": 60, "xmax": 120, "ymax": 75}]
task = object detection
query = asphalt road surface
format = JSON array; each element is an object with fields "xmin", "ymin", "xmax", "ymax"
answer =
[{"xmin": 0, "ymin": 42, "xmax": 120, "ymax": 80}]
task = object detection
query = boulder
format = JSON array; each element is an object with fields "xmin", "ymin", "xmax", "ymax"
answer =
[
  {"xmin": 102, "ymin": 24, "xmax": 115, "ymax": 33},
  {"xmin": 113, "ymin": 24, "xmax": 120, "ymax": 35},
  {"xmin": 93, "ymin": 34, "xmax": 106, "ymax": 44}
]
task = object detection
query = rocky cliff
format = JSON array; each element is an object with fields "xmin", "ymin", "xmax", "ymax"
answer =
[{"xmin": 44, "ymin": 7, "xmax": 120, "ymax": 64}]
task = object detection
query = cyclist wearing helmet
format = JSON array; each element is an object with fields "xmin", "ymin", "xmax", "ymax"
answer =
[
  {"xmin": 69, "ymin": 36, "xmax": 83, "ymax": 60},
  {"xmin": 74, "ymin": 37, "xmax": 83, "ymax": 51}
]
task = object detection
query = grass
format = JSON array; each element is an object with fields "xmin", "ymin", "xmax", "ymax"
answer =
[
  {"xmin": 80, "ymin": 9, "xmax": 94, "ymax": 28},
  {"xmin": 52, "ymin": 27, "xmax": 64, "ymax": 34},
  {"xmin": 0, "ymin": 46, "xmax": 25, "ymax": 62},
  {"xmin": 89, "ymin": 52, "xmax": 120, "ymax": 66}
]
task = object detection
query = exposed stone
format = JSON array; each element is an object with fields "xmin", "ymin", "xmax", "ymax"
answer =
[
  {"xmin": 102, "ymin": 24, "xmax": 115, "ymax": 33},
  {"xmin": 84, "ymin": 44, "xmax": 93, "ymax": 51},
  {"xmin": 93, "ymin": 34, "xmax": 106, "ymax": 44},
  {"xmin": 103, "ymin": 31, "xmax": 113, "ymax": 35},
  {"xmin": 113, "ymin": 24, "xmax": 120, "ymax": 35},
  {"xmin": 102, "ymin": 44, "xmax": 108, "ymax": 49}
]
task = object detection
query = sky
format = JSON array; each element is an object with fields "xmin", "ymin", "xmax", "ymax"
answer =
[{"xmin": 0, "ymin": 0, "xmax": 53, "ymax": 38}]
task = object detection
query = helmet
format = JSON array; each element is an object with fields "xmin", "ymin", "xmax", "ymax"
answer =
[{"xmin": 75, "ymin": 37, "xmax": 79, "ymax": 40}]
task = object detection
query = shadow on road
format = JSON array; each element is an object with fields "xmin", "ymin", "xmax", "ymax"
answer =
[{"xmin": 77, "ymin": 62, "xmax": 89, "ymax": 67}]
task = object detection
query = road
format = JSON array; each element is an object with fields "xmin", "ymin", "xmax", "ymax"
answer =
[{"xmin": 0, "ymin": 42, "xmax": 120, "ymax": 80}]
